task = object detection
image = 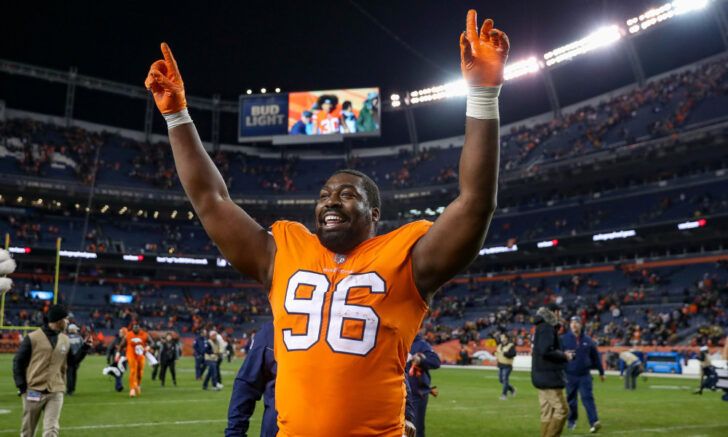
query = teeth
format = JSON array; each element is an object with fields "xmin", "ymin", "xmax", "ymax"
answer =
[{"xmin": 324, "ymin": 215, "xmax": 343, "ymax": 223}]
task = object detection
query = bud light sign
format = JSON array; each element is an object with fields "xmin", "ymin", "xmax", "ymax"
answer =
[{"xmin": 238, "ymin": 94, "xmax": 289, "ymax": 139}]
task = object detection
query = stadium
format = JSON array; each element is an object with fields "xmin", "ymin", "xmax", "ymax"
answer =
[{"xmin": 1, "ymin": 0, "xmax": 728, "ymax": 436}]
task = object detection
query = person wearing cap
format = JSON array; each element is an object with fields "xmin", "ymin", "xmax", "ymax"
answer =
[
  {"xmin": 694, "ymin": 345, "xmax": 717, "ymax": 395},
  {"xmin": 531, "ymin": 303, "xmax": 574, "ymax": 437},
  {"xmin": 65, "ymin": 324, "xmax": 88, "ymax": 395},
  {"xmin": 561, "ymin": 316, "xmax": 604, "ymax": 433},
  {"xmin": 203, "ymin": 330, "xmax": 222, "ymax": 391},
  {"xmin": 13, "ymin": 304, "xmax": 91, "ymax": 437},
  {"xmin": 290, "ymin": 110, "xmax": 313, "ymax": 135}
]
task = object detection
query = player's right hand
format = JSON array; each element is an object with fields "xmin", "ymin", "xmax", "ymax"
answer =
[
  {"xmin": 460, "ymin": 10, "xmax": 509, "ymax": 86},
  {"xmin": 145, "ymin": 42, "xmax": 187, "ymax": 114}
]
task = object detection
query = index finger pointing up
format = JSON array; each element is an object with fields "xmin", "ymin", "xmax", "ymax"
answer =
[
  {"xmin": 160, "ymin": 42, "xmax": 179, "ymax": 73},
  {"xmin": 466, "ymin": 10, "xmax": 479, "ymax": 48}
]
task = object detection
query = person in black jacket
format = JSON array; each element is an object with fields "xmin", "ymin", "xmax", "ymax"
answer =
[
  {"xmin": 159, "ymin": 333, "xmax": 180, "ymax": 387},
  {"xmin": 106, "ymin": 328, "xmax": 126, "ymax": 365},
  {"xmin": 65, "ymin": 324, "xmax": 87, "ymax": 395},
  {"xmin": 531, "ymin": 304, "xmax": 573, "ymax": 437}
]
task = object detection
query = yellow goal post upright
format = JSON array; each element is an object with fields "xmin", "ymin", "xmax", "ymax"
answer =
[{"xmin": 0, "ymin": 233, "xmax": 62, "ymax": 331}]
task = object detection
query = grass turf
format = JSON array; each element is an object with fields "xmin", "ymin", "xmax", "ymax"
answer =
[{"xmin": 0, "ymin": 355, "xmax": 726, "ymax": 436}]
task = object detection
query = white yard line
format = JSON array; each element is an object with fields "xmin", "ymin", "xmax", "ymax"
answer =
[
  {"xmin": 0, "ymin": 418, "xmax": 243, "ymax": 433},
  {"xmin": 568, "ymin": 423, "xmax": 728, "ymax": 436}
]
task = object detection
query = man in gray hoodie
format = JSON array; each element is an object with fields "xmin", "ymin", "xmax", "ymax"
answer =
[{"xmin": 531, "ymin": 304, "xmax": 574, "ymax": 437}]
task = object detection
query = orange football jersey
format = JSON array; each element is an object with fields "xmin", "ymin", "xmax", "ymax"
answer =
[
  {"xmin": 270, "ymin": 220, "xmax": 432, "ymax": 436},
  {"xmin": 125, "ymin": 330, "xmax": 148, "ymax": 360},
  {"xmin": 316, "ymin": 112, "xmax": 340, "ymax": 134}
]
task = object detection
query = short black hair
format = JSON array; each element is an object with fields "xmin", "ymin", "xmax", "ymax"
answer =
[
  {"xmin": 342, "ymin": 100, "xmax": 352, "ymax": 111},
  {"xmin": 331, "ymin": 169, "xmax": 381, "ymax": 210}
]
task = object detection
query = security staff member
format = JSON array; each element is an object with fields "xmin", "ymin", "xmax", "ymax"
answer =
[{"xmin": 13, "ymin": 305, "xmax": 91, "ymax": 437}]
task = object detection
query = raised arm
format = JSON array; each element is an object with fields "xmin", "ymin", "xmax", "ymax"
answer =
[
  {"xmin": 412, "ymin": 10, "xmax": 508, "ymax": 300},
  {"xmin": 145, "ymin": 43, "xmax": 276, "ymax": 286}
]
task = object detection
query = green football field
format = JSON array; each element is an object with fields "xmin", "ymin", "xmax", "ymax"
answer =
[{"xmin": 0, "ymin": 354, "xmax": 726, "ymax": 436}]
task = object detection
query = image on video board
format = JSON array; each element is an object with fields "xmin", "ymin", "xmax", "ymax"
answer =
[{"xmin": 288, "ymin": 88, "xmax": 379, "ymax": 136}]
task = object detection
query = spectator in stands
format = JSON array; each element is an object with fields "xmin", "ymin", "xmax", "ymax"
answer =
[
  {"xmin": 495, "ymin": 333, "xmax": 517, "ymax": 400},
  {"xmin": 193, "ymin": 328, "xmax": 208, "ymax": 380},
  {"xmin": 226, "ymin": 322, "xmax": 277, "ymax": 437},
  {"xmin": 562, "ymin": 316, "xmax": 603, "ymax": 433},
  {"xmin": 405, "ymin": 332, "xmax": 441, "ymax": 437},
  {"xmin": 619, "ymin": 350, "xmax": 643, "ymax": 390},
  {"xmin": 531, "ymin": 304, "xmax": 573, "ymax": 437}
]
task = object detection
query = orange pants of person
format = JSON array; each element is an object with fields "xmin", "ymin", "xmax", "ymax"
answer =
[{"xmin": 127, "ymin": 356, "xmax": 145, "ymax": 392}]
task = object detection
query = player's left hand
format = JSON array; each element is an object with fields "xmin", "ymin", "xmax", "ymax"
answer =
[
  {"xmin": 600, "ymin": 374, "xmax": 605, "ymax": 382},
  {"xmin": 145, "ymin": 42, "xmax": 187, "ymax": 114},
  {"xmin": 404, "ymin": 420, "xmax": 416, "ymax": 437},
  {"xmin": 460, "ymin": 10, "xmax": 509, "ymax": 86}
]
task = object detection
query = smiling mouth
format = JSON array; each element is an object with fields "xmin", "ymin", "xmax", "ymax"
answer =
[{"xmin": 321, "ymin": 213, "xmax": 348, "ymax": 229}]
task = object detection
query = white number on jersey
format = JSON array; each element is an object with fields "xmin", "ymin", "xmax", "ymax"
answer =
[{"xmin": 282, "ymin": 270, "xmax": 384, "ymax": 355}]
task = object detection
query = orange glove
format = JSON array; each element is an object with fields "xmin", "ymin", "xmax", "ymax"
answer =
[
  {"xmin": 460, "ymin": 10, "xmax": 509, "ymax": 87},
  {"xmin": 145, "ymin": 42, "xmax": 187, "ymax": 114}
]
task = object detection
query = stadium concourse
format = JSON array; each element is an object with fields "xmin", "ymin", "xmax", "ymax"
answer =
[{"xmin": 2, "ymin": 0, "xmax": 728, "ymax": 435}]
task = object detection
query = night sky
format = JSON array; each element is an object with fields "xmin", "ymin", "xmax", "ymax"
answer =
[{"xmin": 2, "ymin": 0, "xmax": 725, "ymax": 146}]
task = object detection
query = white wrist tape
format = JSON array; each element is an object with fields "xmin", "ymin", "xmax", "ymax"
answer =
[
  {"xmin": 163, "ymin": 108, "xmax": 193, "ymax": 129},
  {"xmin": 466, "ymin": 85, "xmax": 501, "ymax": 120}
]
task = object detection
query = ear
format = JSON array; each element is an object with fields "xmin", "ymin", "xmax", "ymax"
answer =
[{"xmin": 371, "ymin": 207, "xmax": 380, "ymax": 224}]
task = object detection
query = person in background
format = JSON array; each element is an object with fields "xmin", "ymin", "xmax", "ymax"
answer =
[
  {"xmin": 193, "ymin": 328, "xmax": 208, "ymax": 380},
  {"xmin": 226, "ymin": 322, "xmax": 277, "ymax": 437},
  {"xmin": 495, "ymin": 333, "xmax": 517, "ymax": 400},
  {"xmin": 150, "ymin": 336, "xmax": 162, "ymax": 382},
  {"xmin": 405, "ymin": 331, "xmax": 441, "ymax": 437},
  {"xmin": 106, "ymin": 328, "xmax": 126, "ymax": 366},
  {"xmin": 619, "ymin": 350, "xmax": 642, "ymax": 390},
  {"xmin": 13, "ymin": 304, "xmax": 91, "ymax": 437},
  {"xmin": 340, "ymin": 101, "xmax": 357, "ymax": 134},
  {"xmin": 693, "ymin": 345, "xmax": 717, "ymax": 395},
  {"xmin": 159, "ymin": 333, "xmax": 180, "ymax": 387},
  {"xmin": 290, "ymin": 111, "xmax": 312, "ymax": 135},
  {"xmin": 215, "ymin": 330, "xmax": 226, "ymax": 388},
  {"xmin": 531, "ymin": 303, "xmax": 574, "ymax": 437},
  {"xmin": 356, "ymin": 91, "xmax": 379, "ymax": 132},
  {"xmin": 226, "ymin": 336, "xmax": 235, "ymax": 363},
  {"xmin": 203, "ymin": 330, "xmax": 221, "ymax": 391},
  {"xmin": 562, "ymin": 316, "xmax": 604, "ymax": 433},
  {"xmin": 65, "ymin": 324, "xmax": 87, "ymax": 395}
]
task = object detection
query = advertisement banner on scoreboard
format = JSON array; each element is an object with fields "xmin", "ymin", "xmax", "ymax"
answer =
[{"xmin": 238, "ymin": 94, "xmax": 289, "ymax": 139}]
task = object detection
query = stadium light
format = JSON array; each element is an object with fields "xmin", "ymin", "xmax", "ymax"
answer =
[
  {"xmin": 627, "ymin": 0, "xmax": 710, "ymax": 34},
  {"xmin": 137, "ymin": 209, "xmax": 144, "ymax": 216},
  {"xmin": 187, "ymin": 211, "xmax": 194, "ymax": 220},
  {"xmin": 260, "ymin": 88, "xmax": 267, "ymax": 93},
  {"xmin": 504, "ymin": 57, "xmax": 541, "ymax": 80},
  {"xmin": 8, "ymin": 247, "xmax": 32, "ymax": 254},
  {"xmin": 118, "ymin": 206, "xmax": 127, "ymax": 215},
  {"xmin": 171, "ymin": 210, "xmax": 178, "ymax": 219},
  {"xmin": 544, "ymin": 25, "xmax": 622, "ymax": 66},
  {"xmin": 101, "ymin": 205, "xmax": 109, "ymax": 213},
  {"xmin": 246, "ymin": 89, "xmax": 252, "ymax": 95},
  {"xmin": 16, "ymin": 196, "xmax": 23, "ymax": 202},
  {"xmin": 275, "ymin": 87, "xmax": 281, "ymax": 93},
  {"xmin": 153, "ymin": 211, "xmax": 159, "ymax": 219}
]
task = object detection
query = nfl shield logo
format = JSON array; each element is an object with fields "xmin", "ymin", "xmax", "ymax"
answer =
[{"xmin": 334, "ymin": 254, "xmax": 346, "ymax": 264}]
